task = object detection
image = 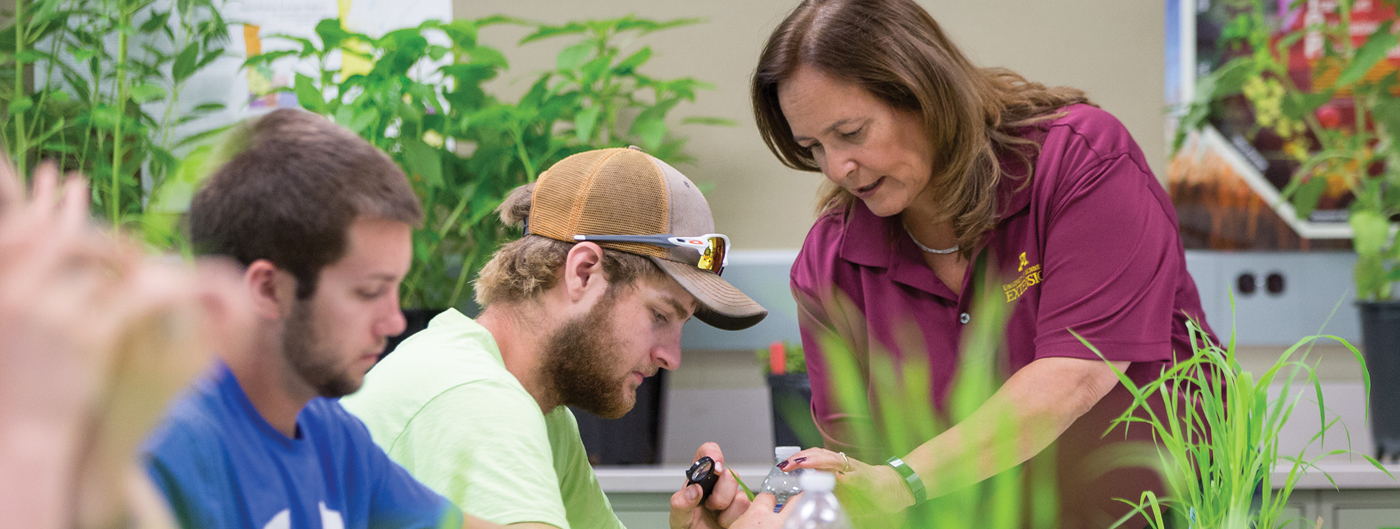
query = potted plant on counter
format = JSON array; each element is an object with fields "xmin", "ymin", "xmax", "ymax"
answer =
[
  {"xmin": 1080, "ymin": 320, "xmax": 1390, "ymax": 529},
  {"xmin": 1177, "ymin": 0, "xmax": 1400, "ymax": 462},
  {"xmin": 756, "ymin": 340, "xmax": 820, "ymax": 449}
]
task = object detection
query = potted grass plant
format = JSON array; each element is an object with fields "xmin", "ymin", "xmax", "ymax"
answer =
[
  {"xmin": 1078, "ymin": 316, "xmax": 1391, "ymax": 529},
  {"xmin": 785, "ymin": 281, "xmax": 1390, "ymax": 528},
  {"xmin": 1177, "ymin": 0, "xmax": 1400, "ymax": 462}
]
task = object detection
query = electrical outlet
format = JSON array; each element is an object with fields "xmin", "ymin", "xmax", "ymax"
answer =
[{"xmin": 1184, "ymin": 251, "xmax": 1360, "ymax": 346}]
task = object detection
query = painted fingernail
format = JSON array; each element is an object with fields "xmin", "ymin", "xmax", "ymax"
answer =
[
  {"xmin": 777, "ymin": 460, "xmax": 789, "ymax": 469},
  {"xmin": 794, "ymin": 457, "xmax": 808, "ymax": 464}
]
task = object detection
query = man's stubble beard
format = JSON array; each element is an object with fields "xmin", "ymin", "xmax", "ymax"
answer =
[
  {"xmin": 539, "ymin": 288, "xmax": 637, "ymax": 419},
  {"xmin": 282, "ymin": 298, "xmax": 362, "ymax": 399}
]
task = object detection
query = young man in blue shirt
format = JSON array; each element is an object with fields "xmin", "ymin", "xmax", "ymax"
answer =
[{"xmin": 142, "ymin": 109, "xmax": 496, "ymax": 529}]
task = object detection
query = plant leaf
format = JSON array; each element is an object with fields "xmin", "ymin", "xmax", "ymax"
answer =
[
  {"xmin": 402, "ymin": 139, "xmax": 444, "ymax": 188},
  {"xmin": 632, "ymin": 117, "xmax": 667, "ymax": 151},
  {"xmin": 1350, "ymin": 209, "xmax": 1390, "ymax": 256},
  {"xmin": 1336, "ymin": 28, "xmax": 1400, "ymax": 88},
  {"xmin": 613, "ymin": 46, "xmax": 651, "ymax": 74},
  {"xmin": 7, "ymin": 98, "xmax": 34, "ymax": 115},
  {"xmin": 129, "ymin": 82, "xmax": 167, "ymax": 103},
  {"xmin": 294, "ymin": 73, "xmax": 326, "ymax": 113},
  {"xmin": 574, "ymin": 106, "xmax": 600, "ymax": 142},
  {"xmin": 681, "ymin": 116, "xmax": 738, "ymax": 127},
  {"xmin": 314, "ymin": 19, "xmax": 347, "ymax": 50},
  {"xmin": 173, "ymin": 43, "xmax": 200, "ymax": 81},
  {"xmin": 556, "ymin": 42, "xmax": 593, "ymax": 72},
  {"xmin": 1290, "ymin": 177, "xmax": 1329, "ymax": 220},
  {"xmin": 520, "ymin": 22, "xmax": 587, "ymax": 45}
]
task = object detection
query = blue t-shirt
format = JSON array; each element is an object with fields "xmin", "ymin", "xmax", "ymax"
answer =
[{"xmin": 143, "ymin": 363, "xmax": 462, "ymax": 529}]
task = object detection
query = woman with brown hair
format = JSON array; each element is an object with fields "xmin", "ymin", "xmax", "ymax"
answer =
[{"xmin": 745, "ymin": 0, "xmax": 1213, "ymax": 526}]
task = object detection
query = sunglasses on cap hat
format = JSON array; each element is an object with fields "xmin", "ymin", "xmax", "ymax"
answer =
[{"xmin": 572, "ymin": 233, "xmax": 730, "ymax": 276}]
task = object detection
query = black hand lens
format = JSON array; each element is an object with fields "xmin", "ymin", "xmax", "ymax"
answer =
[{"xmin": 685, "ymin": 456, "xmax": 720, "ymax": 502}]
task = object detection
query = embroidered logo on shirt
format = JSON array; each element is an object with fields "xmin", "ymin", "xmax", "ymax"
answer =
[{"xmin": 1004, "ymin": 252, "xmax": 1042, "ymax": 302}]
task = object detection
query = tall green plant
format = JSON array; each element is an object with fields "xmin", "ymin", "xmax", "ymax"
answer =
[
  {"xmin": 1078, "ymin": 319, "xmax": 1391, "ymax": 529},
  {"xmin": 0, "ymin": 0, "xmax": 229, "ymax": 244},
  {"xmin": 250, "ymin": 15, "xmax": 730, "ymax": 309}
]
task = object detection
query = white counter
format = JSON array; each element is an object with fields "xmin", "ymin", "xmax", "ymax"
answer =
[
  {"xmin": 1285, "ymin": 460, "xmax": 1400, "ymax": 490},
  {"xmin": 595, "ymin": 461, "xmax": 1400, "ymax": 494},
  {"xmin": 597, "ymin": 465, "xmax": 775, "ymax": 494}
]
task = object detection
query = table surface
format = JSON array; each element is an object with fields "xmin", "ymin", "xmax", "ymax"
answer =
[{"xmin": 594, "ymin": 461, "xmax": 1400, "ymax": 494}]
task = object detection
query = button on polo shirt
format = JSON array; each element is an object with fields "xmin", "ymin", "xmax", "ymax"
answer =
[{"xmin": 789, "ymin": 104, "xmax": 1215, "ymax": 527}]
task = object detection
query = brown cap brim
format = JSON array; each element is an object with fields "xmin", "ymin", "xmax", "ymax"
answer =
[{"xmin": 650, "ymin": 257, "xmax": 767, "ymax": 331}]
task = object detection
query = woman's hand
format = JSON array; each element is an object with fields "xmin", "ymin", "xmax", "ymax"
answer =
[
  {"xmin": 670, "ymin": 442, "xmax": 752, "ymax": 529},
  {"xmin": 779, "ymin": 448, "xmax": 915, "ymax": 514}
]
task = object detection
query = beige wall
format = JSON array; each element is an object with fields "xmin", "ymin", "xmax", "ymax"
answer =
[{"xmin": 452, "ymin": 0, "xmax": 1166, "ymax": 250}]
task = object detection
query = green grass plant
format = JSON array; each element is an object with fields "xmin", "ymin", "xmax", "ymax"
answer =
[
  {"xmin": 1076, "ymin": 315, "xmax": 1391, "ymax": 529},
  {"xmin": 788, "ymin": 282, "xmax": 1389, "ymax": 528},
  {"xmin": 803, "ymin": 286, "xmax": 1057, "ymax": 528}
]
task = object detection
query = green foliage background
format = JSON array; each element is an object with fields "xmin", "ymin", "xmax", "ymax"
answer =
[
  {"xmin": 1, "ymin": 0, "xmax": 231, "ymax": 249},
  {"xmin": 251, "ymin": 15, "xmax": 732, "ymax": 309}
]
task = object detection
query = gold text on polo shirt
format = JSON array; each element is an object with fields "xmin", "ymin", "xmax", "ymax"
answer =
[{"xmin": 1003, "ymin": 252, "xmax": 1042, "ymax": 302}]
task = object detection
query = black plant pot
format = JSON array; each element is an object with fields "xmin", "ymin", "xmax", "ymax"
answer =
[
  {"xmin": 768, "ymin": 373, "xmax": 820, "ymax": 449},
  {"xmin": 378, "ymin": 308, "xmax": 448, "ymax": 361},
  {"xmin": 1358, "ymin": 300, "xmax": 1400, "ymax": 462},
  {"xmin": 572, "ymin": 370, "xmax": 666, "ymax": 465}
]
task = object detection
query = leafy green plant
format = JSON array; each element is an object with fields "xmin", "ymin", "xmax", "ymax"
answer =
[
  {"xmin": 1, "ymin": 0, "xmax": 230, "ymax": 245},
  {"xmin": 249, "ymin": 15, "xmax": 730, "ymax": 309},
  {"xmin": 1177, "ymin": 0, "xmax": 1400, "ymax": 300},
  {"xmin": 1078, "ymin": 317, "xmax": 1391, "ymax": 529}
]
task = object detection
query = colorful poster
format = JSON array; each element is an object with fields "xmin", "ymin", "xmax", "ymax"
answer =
[
  {"xmin": 1166, "ymin": 0, "xmax": 1400, "ymax": 250},
  {"xmin": 175, "ymin": 0, "xmax": 449, "ymax": 138}
]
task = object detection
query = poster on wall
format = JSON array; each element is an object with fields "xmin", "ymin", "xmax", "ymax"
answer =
[
  {"xmin": 173, "ymin": 0, "xmax": 450, "ymax": 141},
  {"xmin": 1165, "ymin": 0, "xmax": 1400, "ymax": 251}
]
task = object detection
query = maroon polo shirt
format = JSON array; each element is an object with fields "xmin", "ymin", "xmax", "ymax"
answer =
[{"xmin": 790, "ymin": 104, "xmax": 1214, "ymax": 527}]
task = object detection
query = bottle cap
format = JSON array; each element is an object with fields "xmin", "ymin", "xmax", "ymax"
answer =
[
  {"xmin": 799, "ymin": 470, "xmax": 835, "ymax": 491},
  {"xmin": 775, "ymin": 446, "xmax": 801, "ymax": 461}
]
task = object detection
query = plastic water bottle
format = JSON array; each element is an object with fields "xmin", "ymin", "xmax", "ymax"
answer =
[
  {"xmin": 781, "ymin": 471, "xmax": 852, "ymax": 529},
  {"xmin": 759, "ymin": 446, "xmax": 803, "ymax": 512}
]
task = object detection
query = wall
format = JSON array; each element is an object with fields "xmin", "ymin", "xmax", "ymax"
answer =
[{"xmin": 450, "ymin": 0, "xmax": 1167, "ymax": 250}]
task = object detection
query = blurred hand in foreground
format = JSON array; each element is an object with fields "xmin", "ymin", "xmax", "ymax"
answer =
[{"xmin": 0, "ymin": 157, "xmax": 253, "ymax": 529}]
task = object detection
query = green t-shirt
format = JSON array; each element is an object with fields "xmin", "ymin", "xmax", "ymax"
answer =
[{"xmin": 341, "ymin": 309, "xmax": 625, "ymax": 529}]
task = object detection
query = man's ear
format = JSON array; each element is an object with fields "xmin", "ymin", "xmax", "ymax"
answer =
[
  {"xmin": 561, "ymin": 242, "xmax": 608, "ymax": 303},
  {"xmin": 244, "ymin": 259, "xmax": 298, "ymax": 320}
]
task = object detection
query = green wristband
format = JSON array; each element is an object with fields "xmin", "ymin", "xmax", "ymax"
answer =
[{"xmin": 885, "ymin": 456, "xmax": 927, "ymax": 505}]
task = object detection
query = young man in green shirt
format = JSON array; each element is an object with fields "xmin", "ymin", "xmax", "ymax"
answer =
[{"xmin": 342, "ymin": 147, "xmax": 778, "ymax": 529}]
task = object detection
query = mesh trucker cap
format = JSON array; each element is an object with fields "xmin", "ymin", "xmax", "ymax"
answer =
[{"xmin": 527, "ymin": 147, "xmax": 767, "ymax": 331}]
